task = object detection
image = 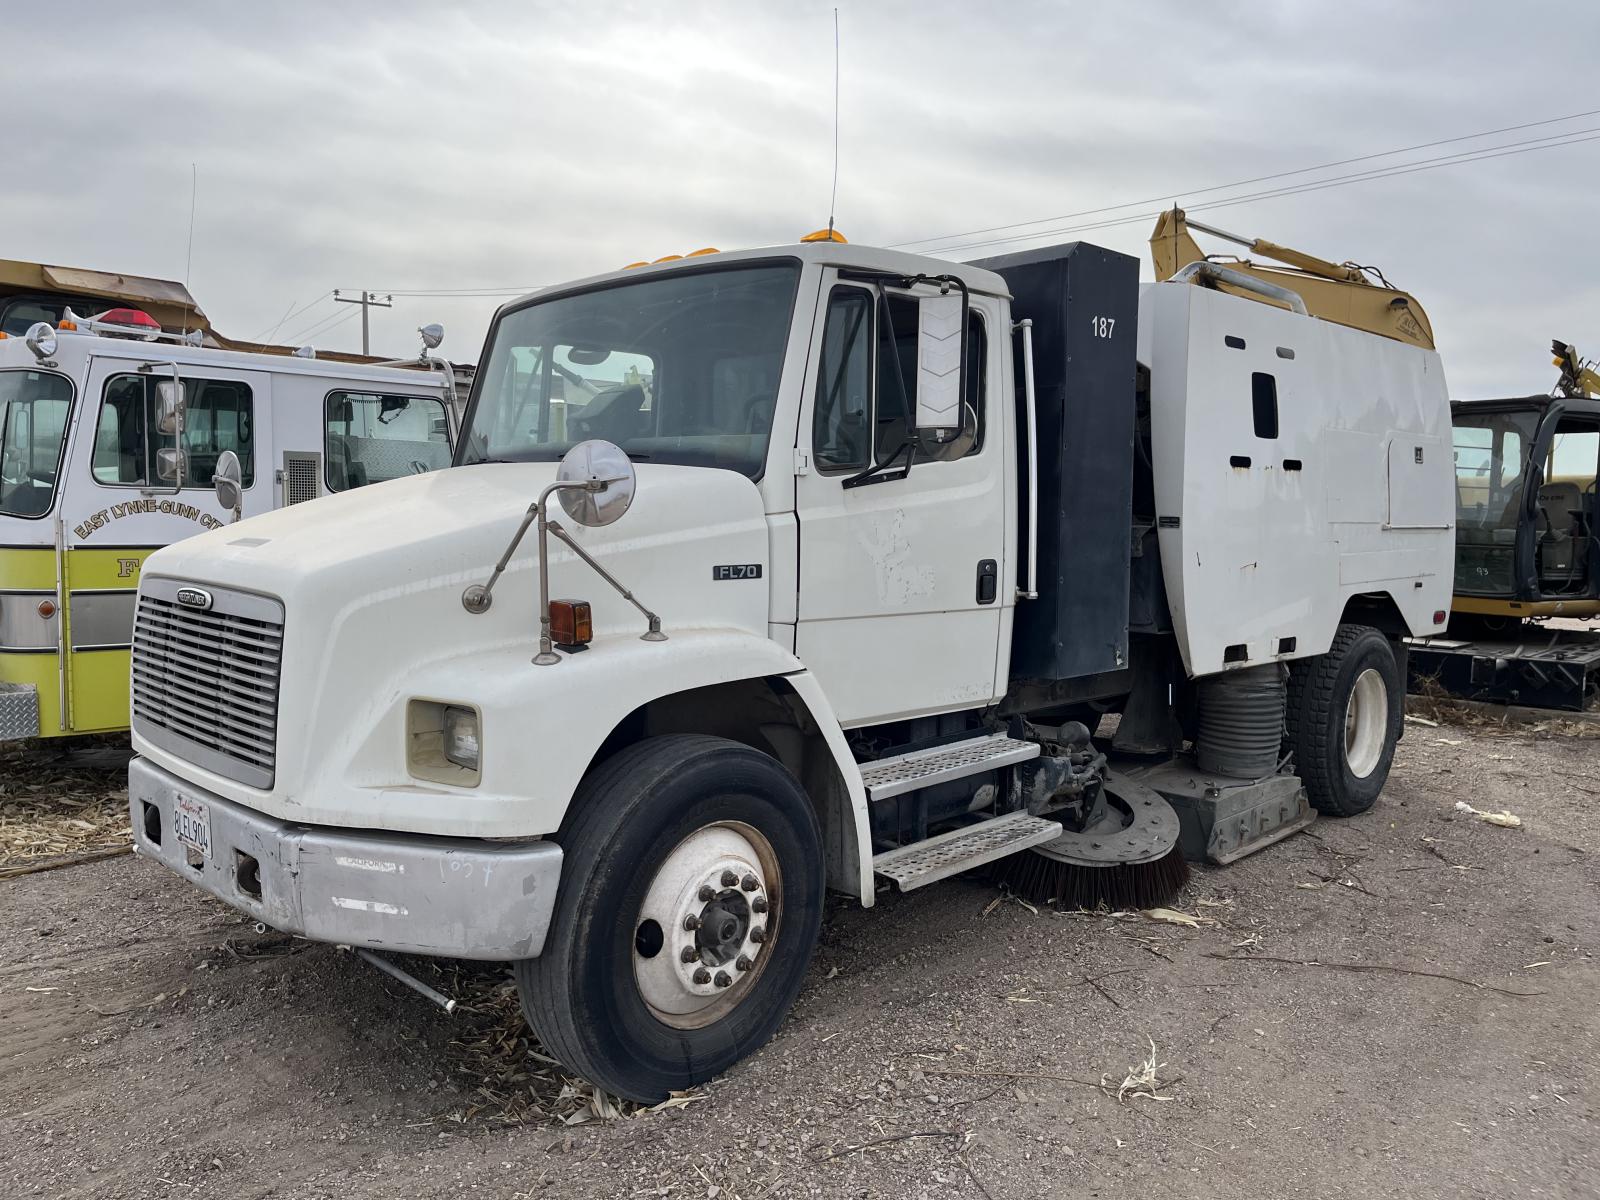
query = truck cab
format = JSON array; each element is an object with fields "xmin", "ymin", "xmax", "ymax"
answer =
[
  {"xmin": 0, "ymin": 315, "xmax": 458, "ymax": 743},
  {"xmin": 126, "ymin": 234, "xmax": 1454, "ymax": 1102}
]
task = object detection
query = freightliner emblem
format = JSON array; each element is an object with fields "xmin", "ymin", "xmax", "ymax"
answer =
[{"xmin": 175, "ymin": 586, "xmax": 214, "ymax": 611}]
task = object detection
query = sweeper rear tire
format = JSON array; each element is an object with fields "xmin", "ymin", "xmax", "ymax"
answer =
[
  {"xmin": 1284, "ymin": 624, "xmax": 1402, "ymax": 818},
  {"xmin": 516, "ymin": 735, "xmax": 824, "ymax": 1103}
]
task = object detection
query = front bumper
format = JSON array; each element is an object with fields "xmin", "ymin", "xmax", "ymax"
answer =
[{"xmin": 129, "ymin": 756, "xmax": 563, "ymax": 960}]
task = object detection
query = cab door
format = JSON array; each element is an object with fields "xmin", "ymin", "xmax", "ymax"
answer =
[
  {"xmin": 793, "ymin": 273, "xmax": 1011, "ymax": 727},
  {"xmin": 61, "ymin": 358, "xmax": 271, "ymax": 732}
]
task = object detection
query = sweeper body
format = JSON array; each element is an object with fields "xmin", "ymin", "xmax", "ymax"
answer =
[{"xmin": 127, "ymin": 231, "xmax": 1453, "ymax": 1101}]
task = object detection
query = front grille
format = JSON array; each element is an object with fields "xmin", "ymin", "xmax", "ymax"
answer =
[{"xmin": 131, "ymin": 578, "xmax": 285, "ymax": 789}]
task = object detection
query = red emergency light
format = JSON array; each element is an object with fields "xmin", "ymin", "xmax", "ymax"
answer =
[{"xmin": 95, "ymin": 308, "xmax": 163, "ymax": 339}]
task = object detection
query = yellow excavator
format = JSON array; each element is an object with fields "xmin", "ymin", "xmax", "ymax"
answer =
[{"xmin": 1151, "ymin": 208, "xmax": 1600, "ymax": 708}]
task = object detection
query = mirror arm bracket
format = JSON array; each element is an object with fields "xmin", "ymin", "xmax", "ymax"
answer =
[
  {"xmin": 545, "ymin": 519, "xmax": 667, "ymax": 644},
  {"xmin": 461, "ymin": 498, "xmax": 547, "ymax": 614}
]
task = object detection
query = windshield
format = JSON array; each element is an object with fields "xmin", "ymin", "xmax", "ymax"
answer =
[
  {"xmin": 0, "ymin": 370, "xmax": 74, "ymax": 519},
  {"xmin": 460, "ymin": 261, "xmax": 801, "ymax": 478},
  {"xmin": 1452, "ymin": 407, "xmax": 1540, "ymax": 596}
]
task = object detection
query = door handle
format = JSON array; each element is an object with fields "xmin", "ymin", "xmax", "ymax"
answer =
[{"xmin": 976, "ymin": 559, "xmax": 998, "ymax": 605}]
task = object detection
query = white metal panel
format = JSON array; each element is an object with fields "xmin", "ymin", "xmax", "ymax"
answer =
[
  {"xmin": 1142, "ymin": 283, "xmax": 1453, "ymax": 678},
  {"xmin": 1386, "ymin": 434, "xmax": 1451, "ymax": 528}
]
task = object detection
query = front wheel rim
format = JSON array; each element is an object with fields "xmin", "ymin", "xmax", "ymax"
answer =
[
  {"xmin": 632, "ymin": 820, "xmax": 780, "ymax": 1030},
  {"xmin": 1344, "ymin": 667, "xmax": 1388, "ymax": 779}
]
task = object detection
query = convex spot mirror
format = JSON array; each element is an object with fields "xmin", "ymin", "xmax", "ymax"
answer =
[
  {"xmin": 155, "ymin": 379, "xmax": 186, "ymax": 435},
  {"xmin": 556, "ymin": 439, "xmax": 635, "ymax": 527},
  {"xmin": 419, "ymin": 322, "xmax": 444, "ymax": 351},
  {"xmin": 914, "ymin": 291, "xmax": 966, "ymax": 435},
  {"xmin": 213, "ymin": 449, "xmax": 243, "ymax": 517}
]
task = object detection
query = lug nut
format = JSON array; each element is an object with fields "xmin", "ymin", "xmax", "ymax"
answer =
[
  {"xmin": 680, "ymin": 946, "xmax": 699, "ymax": 964},
  {"xmin": 714, "ymin": 971, "xmax": 732, "ymax": 988},
  {"xmin": 750, "ymin": 926, "xmax": 767, "ymax": 944},
  {"xmin": 698, "ymin": 884, "xmax": 715, "ymax": 901},
  {"xmin": 720, "ymin": 870, "xmax": 739, "ymax": 888},
  {"xmin": 683, "ymin": 914, "xmax": 701, "ymax": 931},
  {"xmin": 741, "ymin": 874, "xmax": 759, "ymax": 892},
  {"xmin": 751, "ymin": 896, "xmax": 769, "ymax": 914},
  {"xmin": 693, "ymin": 967, "xmax": 711, "ymax": 985},
  {"xmin": 736, "ymin": 955, "xmax": 753, "ymax": 972}
]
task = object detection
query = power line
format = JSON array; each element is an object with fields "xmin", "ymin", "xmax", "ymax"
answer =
[
  {"xmin": 892, "ymin": 106, "xmax": 1600, "ymax": 251},
  {"xmin": 920, "ymin": 128, "xmax": 1600, "ymax": 259},
  {"xmin": 372, "ymin": 285, "xmax": 543, "ymax": 296},
  {"xmin": 281, "ymin": 303, "xmax": 359, "ymax": 347},
  {"xmin": 253, "ymin": 290, "xmax": 332, "ymax": 344}
]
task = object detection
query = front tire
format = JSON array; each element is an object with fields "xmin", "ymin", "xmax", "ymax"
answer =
[
  {"xmin": 516, "ymin": 735, "xmax": 824, "ymax": 1103},
  {"xmin": 1284, "ymin": 624, "xmax": 1403, "ymax": 817}
]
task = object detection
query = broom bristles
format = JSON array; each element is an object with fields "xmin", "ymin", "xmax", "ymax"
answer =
[{"xmin": 991, "ymin": 843, "xmax": 1190, "ymax": 911}]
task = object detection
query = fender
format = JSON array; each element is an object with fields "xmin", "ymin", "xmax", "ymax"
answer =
[{"xmin": 225, "ymin": 627, "xmax": 874, "ymax": 866}]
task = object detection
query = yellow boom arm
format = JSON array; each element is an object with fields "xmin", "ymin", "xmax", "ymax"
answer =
[
  {"xmin": 1150, "ymin": 208, "xmax": 1435, "ymax": 350},
  {"xmin": 1552, "ymin": 340, "xmax": 1600, "ymax": 398}
]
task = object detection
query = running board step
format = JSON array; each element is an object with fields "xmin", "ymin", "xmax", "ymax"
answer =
[
  {"xmin": 872, "ymin": 812, "xmax": 1064, "ymax": 892},
  {"xmin": 858, "ymin": 733, "xmax": 1040, "ymax": 802}
]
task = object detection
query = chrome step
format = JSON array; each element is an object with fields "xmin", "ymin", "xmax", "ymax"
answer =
[
  {"xmin": 872, "ymin": 812, "xmax": 1064, "ymax": 892},
  {"xmin": 858, "ymin": 733, "xmax": 1040, "ymax": 802}
]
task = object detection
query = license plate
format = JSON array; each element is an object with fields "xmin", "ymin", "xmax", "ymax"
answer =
[{"xmin": 174, "ymin": 794, "xmax": 212, "ymax": 859}]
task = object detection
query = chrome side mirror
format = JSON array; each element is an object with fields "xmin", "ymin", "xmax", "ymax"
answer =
[
  {"xmin": 914, "ymin": 291, "xmax": 965, "ymax": 434},
  {"xmin": 155, "ymin": 379, "xmax": 185, "ymax": 435},
  {"xmin": 213, "ymin": 450, "xmax": 243, "ymax": 523}
]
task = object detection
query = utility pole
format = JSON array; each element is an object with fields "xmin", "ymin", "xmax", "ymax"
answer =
[{"xmin": 333, "ymin": 289, "xmax": 394, "ymax": 355}]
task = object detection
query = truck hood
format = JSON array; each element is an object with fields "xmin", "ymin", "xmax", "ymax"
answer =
[
  {"xmin": 145, "ymin": 460, "xmax": 768, "ymax": 603},
  {"xmin": 137, "ymin": 461, "xmax": 774, "ymax": 817}
]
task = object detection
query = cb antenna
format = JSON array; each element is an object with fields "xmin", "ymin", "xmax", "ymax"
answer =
[
  {"xmin": 182, "ymin": 163, "xmax": 197, "ymax": 337},
  {"xmin": 827, "ymin": 7, "xmax": 840, "ymax": 238}
]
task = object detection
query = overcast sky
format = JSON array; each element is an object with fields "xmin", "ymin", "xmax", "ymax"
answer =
[{"xmin": 6, "ymin": 1, "xmax": 1597, "ymax": 395}]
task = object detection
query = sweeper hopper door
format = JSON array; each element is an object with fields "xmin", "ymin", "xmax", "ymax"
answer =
[{"xmin": 794, "ymin": 274, "xmax": 1008, "ymax": 727}]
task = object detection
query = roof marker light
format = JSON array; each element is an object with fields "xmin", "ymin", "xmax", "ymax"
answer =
[{"xmin": 801, "ymin": 228, "xmax": 848, "ymax": 243}]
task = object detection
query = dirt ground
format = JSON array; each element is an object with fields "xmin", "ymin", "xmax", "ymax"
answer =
[{"xmin": 2, "ymin": 717, "xmax": 1598, "ymax": 1200}]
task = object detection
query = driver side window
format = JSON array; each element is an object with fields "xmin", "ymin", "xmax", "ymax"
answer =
[{"xmin": 812, "ymin": 285, "xmax": 987, "ymax": 474}]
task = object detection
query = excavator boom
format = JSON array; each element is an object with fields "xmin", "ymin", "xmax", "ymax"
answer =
[
  {"xmin": 1150, "ymin": 208, "xmax": 1435, "ymax": 350},
  {"xmin": 1552, "ymin": 340, "xmax": 1600, "ymax": 398}
]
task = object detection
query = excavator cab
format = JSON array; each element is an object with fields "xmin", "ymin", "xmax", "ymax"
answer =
[
  {"xmin": 1449, "ymin": 343, "xmax": 1600, "ymax": 630},
  {"xmin": 1451, "ymin": 395, "xmax": 1600, "ymax": 625}
]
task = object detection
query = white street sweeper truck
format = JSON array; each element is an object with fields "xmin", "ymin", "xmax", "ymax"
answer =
[{"xmin": 125, "ymin": 219, "xmax": 1454, "ymax": 1100}]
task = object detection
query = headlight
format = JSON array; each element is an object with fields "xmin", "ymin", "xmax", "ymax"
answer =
[{"xmin": 442, "ymin": 705, "xmax": 480, "ymax": 771}]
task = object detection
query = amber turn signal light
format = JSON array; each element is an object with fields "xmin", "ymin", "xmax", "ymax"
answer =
[{"xmin": 549, "ymin": 599, "xmax": 593, "ymax": 650}]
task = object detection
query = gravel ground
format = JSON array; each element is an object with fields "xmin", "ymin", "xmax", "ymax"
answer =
[{"xmin": 2, "ymin": 718, "xmax": 1597, "ymax": 1200}]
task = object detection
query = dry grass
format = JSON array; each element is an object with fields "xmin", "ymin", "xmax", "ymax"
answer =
[
  {"xmin": 413, "ymin": 961, "xmax": 703, "ymax": 1127},
  {"xmin": 1405, "ymin": 676, "xmax": 1600, "ymax": 737},
  {"xmin": 0, "ymin": 738, "xmax": 132, "ymax": 873}
]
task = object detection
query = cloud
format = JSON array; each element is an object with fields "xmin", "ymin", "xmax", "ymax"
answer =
[{"xmin": 3, "ymin": 0, "xmax": 1595, "ymax": 393}]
